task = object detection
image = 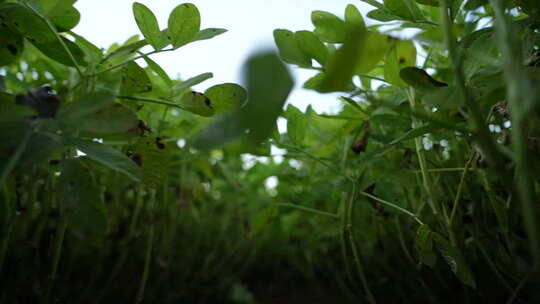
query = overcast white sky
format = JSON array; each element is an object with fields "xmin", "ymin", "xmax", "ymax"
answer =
[{"xmin": 73, "ymin": 0, "xmax": 373, "ymax": 113}]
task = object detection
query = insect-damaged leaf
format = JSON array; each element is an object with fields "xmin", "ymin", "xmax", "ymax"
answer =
[
  {"xmin": 178, "ymin": 91, "xmax": 214, "ymax": 117},
  {"xmin": 130, "ymin": 136, "xmax": 171, "ymax": 189},
  {"xmin": 133, "ymin": 2, "xmax": 166, "ymax": 50},
  {"xmin": 0, "ymin": 26, "xmax": 24, "ymax": 66},
  {"xmin": 0, "ymin": 2, "xmax": 56, "ymax": 44},
  {"xmin": 204, "ymin": 83, "xmax": 247, "ymax": 113},
  {"xmin": 120, "ymin": 61, "xmax": 152, "ymax": 95},
  {"xmin": 194, "ymin": 52, "xmax": 293, "ymax": 149},
  {"xmin": 274, "ymin": 29, "xmax": 312, "ymax": 67},
  {"xmin": 384, "ymin": 39, "xmax": 416, "ymax": 87},
  {"xmin": 167, "ymin": 3, "xmax": 200, "ymax": 48},
  {"xmin": 56, "ymin": 158, "xmax": 108, "ymax": 235},
  {"xmin": 65, "ymin": 138, "xmax": 141, "ymax": 182}
]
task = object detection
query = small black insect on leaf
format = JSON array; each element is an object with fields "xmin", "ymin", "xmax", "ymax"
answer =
[
  {"xmin": 137, "ymin": 120, "xmax": 152, "ymax": 136},
  {"xmin": 15, "ymin": 85, "xmax": 61, "ymax": 119}
]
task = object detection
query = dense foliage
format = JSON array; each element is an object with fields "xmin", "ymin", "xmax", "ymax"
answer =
[{"xmin": 0, "ymin": 0, "xmax": 539, "ymax": 303}]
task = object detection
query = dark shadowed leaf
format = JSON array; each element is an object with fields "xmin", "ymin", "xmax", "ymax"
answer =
[
  {"xmin": 65, "ymin": 138, "xmax": 141, "ymax": 182},
  {"xmin": 400, "ymin": 67, "xmax": 448, "ymax": 91},
  {"xmin": 57, "ymin": 158, "xmax": 108, "ymax": 235}
]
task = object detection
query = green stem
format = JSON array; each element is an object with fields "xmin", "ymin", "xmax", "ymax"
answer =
[
  {"xmin": 95, "ymin": 48, "xmax": 174, "ymax": 75},
  {"xmin": 359, "ymin": 191, "xmax": 424, "ymax": 226},
  {"xmin": 439, "ymin": 0, "xmax": 505, "ymax": 174},
  {"xmin": 488, "ymin": 0, "xmax": 540, "ymax": 266},
  {"xmin": 275, "ymin": 203, "xmax": 339, "ymax": 219},
  {"xmin": 45, "ymin": 217, "xmax": 68, "ymax": 304},
  {"xmin": 346, "ymin": 183, "xmax": 376, "ymax": 304},
  {"xmin": 136, "ymin": 188, "xmax": 156, "ymax": 304},
  {"xmin": 406, "ymin": 88, "xmax": 438, "ymax": 214}
]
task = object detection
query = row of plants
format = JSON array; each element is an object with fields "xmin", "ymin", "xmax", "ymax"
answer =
[{"xmin": 0, "ymin": 0, "xmax": 539, "ymax": 303}]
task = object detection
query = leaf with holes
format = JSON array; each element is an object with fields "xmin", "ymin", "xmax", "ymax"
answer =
[
  {"xmin": 131, "ymin": 136, "xmax": 171, "ymax": 189},
  {"xmin": 384, "ymin": 39, "xmax": 416, "ymax": 86},
  {"xmin": 120, "ymin": 61, "xmax": 152, "ymax": 95},
  {"xmin": 204, "ymin": 83, "xmax": 247, "ymax": 113},
  {"xmin": 167, "ymin": 3, "xmax": 200, "ymax": 48},
  {"xmin": 0, "ymin": 26, "xmax": 24, "ymax": 66},
  {"xmin": 178, "ymin": 91, "xmax": 214, "ymax": 117},
  {"xmin": 0, "ymin": 2, "xmax": 56, "ymax": 44}
]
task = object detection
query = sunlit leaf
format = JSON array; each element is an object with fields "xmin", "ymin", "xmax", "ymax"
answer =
[
  {"xmin": 345, "ymin": 4, "xmax": 366, "ymax": 29},
  {"xmin": 274, "ymin": 29, "xmax": 312, "ymax": 67},
  {"xmin": 294, "ymin": 30, "xmax": 328, "ymax": 66},
  {"xmin": 384, "ymin": 39, "xmax": 416, "ymax": 86},
  {"xmin": 311, "ymin": 10, "xmax": 346, "ymax": 43},
  {"xmin": 167, "ymin": 3, "xmax": 200, "ymax": 48},
  {"xmin": 133, "ymin": 2, "xmax": 165, "ymax": 50},
  {"xmin": 285, "ymin": 104, "xmax": 307, "ymax": 146},
  {"xmin": 193, "ymin": 28, "xmax": 227, "ymax": 41}
]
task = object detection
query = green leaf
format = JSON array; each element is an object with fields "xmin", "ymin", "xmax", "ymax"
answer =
[
  {"xmin": 311, "ymin": 11, "xmax": 346, "ymax": 43},
  {"xmin": 133, "ymin": 2, "xmax": 165, "ymax": 50},
  {"xmin": 355, "ymin": 31, "xmax": 391, "ymax": 74},
  {"xmin": 142, "ymin": 54, "xmax": 172, "ymax": 86},
  {"xmin": 42, "ymin": 0, "xmax": 80, "ymax": 32},
  {"xmin": 195, "ymin": 52, "xmax": 293, "ymax": 149},
  {"xmin": 32, "ymin": 36, "xmax": 87, "ymax": 67},
  {"xmin": 241, "ymin": 52, "xmax": 294, "ymax": 143},
  {"xmin": 303, "ymin": 72, "xmax": 326, "ymax": 90},
  {"xmin": 367, "ymin": 8, "xmax": 404, "ymax": 22},
  {"xmin": 415, "ymin": 0, "xmax": 440, "ymax": 6},
  {"xmin": 65, "ymin": 138, "xmax": 141, "ymax": 182},
  {"xmin": 360, "ymin": 0, "xmax": 384, "ymax": 9},
  {"xmin": 345, "ymin": 4, "xmax": 366, "ymax": 29},
  {"xmin": 77, "ymin": 103, "xmax": 139, "ymax": 134},
  {"xmin": 119, "ymin": 61, "xmax": 152, "ymax": 95},
  {"xmin": 0, "ymin": 2, "xmax": 56, "ymax": 44},
  {"xmin": 178, "ymin": 91, "xmax": 214, "ymax": 117},
  {"xmin": 58, "ymin": 91, "xmax": 115, "ymax": 120},
  {"xmin": 285, "ymin": 104, "xmax": 307, "ymax": 146},
  {"xmin": 384, "ymin": 39, "xmax": 416, "ymax": 86},
  {"xmin": 193, "ymin": 28, "xmax": 227, "ymax": 41},
  {"xmin": 383, "ymin": 0, "xmax": 425, "ymax": 22},
  {"xmin": 423, "ymin": 86, "xmax": 463, "ymax": 109},
  {"xmin": 57, "ymin": 158, "xmax": 108, "ymax": 235},
  {"xmin": 131, "ymin": 136, "xmax": 171, "ymax": 189},
  {"xmin": 399, "ymin": 67, "xmax": 448, "ymax": 91},
  {"xmin": 415, "ymin": 224, "xmax": 437, "ymax": 267},
  {"xmin": 274, "ymin": 29, "xmax": 312, "ymax": 67},
  {"xmin": 294, "ymin": 31, "xmax": 328, "ymax": 66},
  {"xmin": 0, "ymin": 26, "xmax": 24, "ymax": 66},
  {"xmin": 204, "ymin": 83, "xmax": 247, "ymax": 113},
  {"xmin": 433, "ymin": 233, "xmax": 477, "ymax": 288},
  {"xmin": 167, "ymin": 3, "xmax": 200, "ymax": 48},
  {"xmin": 68, "ymin": 31, "xmax": 103, "ymax": 64},
  {"xmin": 317, "ymin": 26, "xmax": 366, "ymax": 92},
  {"xmin": 173, "ymin": 72, "xmax": 213, "ymax": 93}
]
